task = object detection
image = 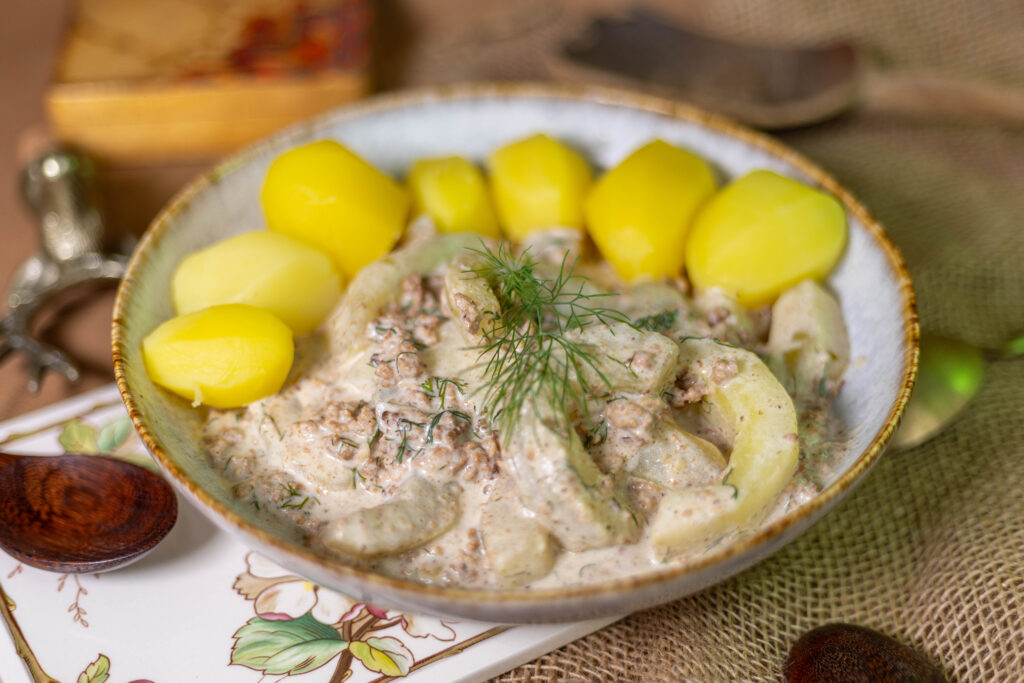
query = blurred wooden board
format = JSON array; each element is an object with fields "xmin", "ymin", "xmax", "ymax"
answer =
[{"xmin": 47, "ymin": 0, "xmax": 371, "ymax": 162}]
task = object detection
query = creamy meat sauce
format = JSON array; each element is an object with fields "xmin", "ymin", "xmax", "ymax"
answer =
[{"xmin": 203, "ymin": 227, "xmax": 848, "ymax": 590}]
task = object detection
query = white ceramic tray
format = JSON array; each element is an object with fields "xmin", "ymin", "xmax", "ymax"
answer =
[{"xmin": 0, "ymin": 385, "xmax": 616, "ymax": 683}]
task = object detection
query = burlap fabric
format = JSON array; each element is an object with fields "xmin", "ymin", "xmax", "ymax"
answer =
[{"xmin": 373, "ymin": 1, "xmax": 1024, "ymax": 680}]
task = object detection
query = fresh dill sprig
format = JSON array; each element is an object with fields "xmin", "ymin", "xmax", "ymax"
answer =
[{"xmin": 467, "ymin": 243, "xmax": 628, "ymax": 438}]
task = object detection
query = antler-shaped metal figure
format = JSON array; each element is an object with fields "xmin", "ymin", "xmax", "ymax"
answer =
[{"xmin": 1, "ymin": 150, "xmax": 127, "ymax": 391}]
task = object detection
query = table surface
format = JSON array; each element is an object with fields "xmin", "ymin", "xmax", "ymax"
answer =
[{"xmin": 3, "ymin": 3, "xmax": 1023, "ymax": 681}]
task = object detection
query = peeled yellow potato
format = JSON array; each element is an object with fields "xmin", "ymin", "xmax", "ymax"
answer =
[
  {"xmin": 488, "ymin": 134, "xmax": 592, "ymax": 240},
  {"xmin": 142, "ymin": 304, "xmax": 293, "ymax": 409},
  {"xmin": 408, "ymin": 156, "xmax": 501, "ymax": 238},
  {"xmin": 261, "ymin": 140, "xmax": 410, "ymax": 280},
  {"xmin": 685, "ymin": 170, "xmax": 847, "ymax": 307},
  {"xmin": 172, "ymin": 231, "xmax": 342, "ymax": 336},
  {"xmin": 585, "ymin": 140, "xmax": 716, "ymax": 281}
]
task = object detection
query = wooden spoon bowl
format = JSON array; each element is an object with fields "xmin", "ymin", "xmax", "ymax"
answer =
[{"xmin": 0, "ymin": 452, "xmax": 177, "ymax": 573}]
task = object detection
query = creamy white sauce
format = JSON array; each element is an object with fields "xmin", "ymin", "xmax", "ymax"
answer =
[{"xmin": 202, "ymin": 232, "xmax": 847, "ymax": 590}]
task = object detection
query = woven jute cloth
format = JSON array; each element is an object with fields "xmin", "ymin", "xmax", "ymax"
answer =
[{"xmin": 372, "ymin": 1, "xmax": 1024, "ymax": 680}]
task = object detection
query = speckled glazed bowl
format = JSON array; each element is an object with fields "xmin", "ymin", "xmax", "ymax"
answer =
[{"xmin": 113, "ymin": 83, "xmax": 917, "ymax": 623}]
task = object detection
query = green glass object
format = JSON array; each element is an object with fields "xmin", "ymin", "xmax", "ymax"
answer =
[{"xmin": 891, "ymin": 334, "xmax": 985, "ymax": 450}]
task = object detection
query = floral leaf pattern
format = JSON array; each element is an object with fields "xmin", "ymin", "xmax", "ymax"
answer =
[
  {"xmin": 400, "ymin": 614, "xmax": 457, "ymax": 640},
  {"xmin": 348, "ymin": 636, "xmax": 414, "ymax": 676},
  {"xmin": 96, "ymin": 418, "xmax": 132, "ymax": 453},
  {"xmin": 58, "ymin": 420, "xmax": 99, "ymax": 454},
  {"xmin": 228, "ymin": 553, "xmax": 478, "ymax": 679},
  {"xmin": 57, "ymin": 416, "xmax": 158, "ymax": 473},
  {"xmin": 77, "ymin": 653, "xmax": 110, "ymax": 683},
  {"xmin": 231, "ymin": 614, "xmax": 347, "ymax": 675}
]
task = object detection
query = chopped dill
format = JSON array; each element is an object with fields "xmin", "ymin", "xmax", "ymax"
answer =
[
  {"xmin": 467, "ymin": 242, "xmax": 629, "ymax": 439},
  {"xmin": 279, "ymin": 481, "xmax": 319, "ymax": 510},
  {"xmin": 336, "ymin": 436, "xmax": 358, "ymax": 449},
  {"xmin": 261, "ymin": 406, "xmax": 284, "ymax": 440},
  {"xmin": 421, "ymin": 376, "xmax": 466, "ymax": 409},
  {"xmin": 678, "ymin": 335, "xmax": 736, "ymax": 349},
  {"xmin": 633, "ymin": 309, "xmax": 678, "ymax": 333},
  {"xmin": 280, "ymin": 496, "xmax": 310, "ymax": 510},
  {"xmin": 582, "ymin": 420, "xmax": 608, "ymax": 449},
  {"xmin": 367, "ymin": 428, "xmax": 381, "ymax": 447},
  {"xmin": 425, "ymin": 411, "xmax": 444, "ymax": 443},
  {"xmin": 351, "ymin": 467, "xmax": 365, "ymax": 489},
  {"xmin": 606, "ymin": 354, "xmax": 638, "ymax": 378},
  {"xmin": 721, "ymin": 468, "xmax": 739, "ymax": 498},
  {"xmin": 425, "ymin": 409, "xmax": 473, "ymax": 444},
  {"xmin": 396, "ymin": 431, "xmax": 408, "ymax": 463}
]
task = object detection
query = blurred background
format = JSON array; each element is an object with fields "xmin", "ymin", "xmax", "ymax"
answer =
[
  {"xmin": 1, "ymin": 0, "xmax": 1023, "ymax": 418},
  {"xmin": 2, "ymin": 4, "xmax": 1023, "ymax": 680}
]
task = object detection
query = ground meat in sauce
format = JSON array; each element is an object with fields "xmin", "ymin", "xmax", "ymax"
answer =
[{"xmin": 201, "ymin": 234, "xmax": 847, "ymax": 591}]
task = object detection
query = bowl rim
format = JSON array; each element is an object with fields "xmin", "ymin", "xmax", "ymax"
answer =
[{"xmin": 112, "ymin": 80, "xmax": 919, "ymax": 608}]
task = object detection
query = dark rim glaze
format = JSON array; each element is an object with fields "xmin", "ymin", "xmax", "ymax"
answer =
[{"xmin": 112, "ymin": 82, "xmax": 919, "ymax": 614}]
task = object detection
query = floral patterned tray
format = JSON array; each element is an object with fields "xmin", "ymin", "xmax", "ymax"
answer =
[{"xmin": 0, "ymin": 386, "xmax": 617, "ymax": 683}]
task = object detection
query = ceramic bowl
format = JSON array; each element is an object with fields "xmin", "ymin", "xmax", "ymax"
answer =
[{"xmin": 112, "ymin": 83, "xmax": 917, "ymax": 623}]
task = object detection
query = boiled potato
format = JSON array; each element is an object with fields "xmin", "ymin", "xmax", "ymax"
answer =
[
  {"xmin": 766, "ymin": 279, "xmax": 850, "ymax": 397},
  {"xmin": 407, "ymin": 156, "xmax": 501, "ymax": 237},
  {"xmin": 171, "ymin": 231, "xmax": 341, "ymax": 336},
  {"xmin": 585, "ymin": 140, "xmax": 716, "ymax": 281},
  {"xmin": 488, "ymin": 134, "xmax": 591, "ymax": 240},
  {"xmin": 261, "ymin": 140, "xmax": 409, "ymax": 280},
  {"xmin": 685, "ymin": 170, "xmax": 846, "ymax": 307},
  {"xmin": 142, "ymin": 304, "xmax": 293, "ymax": 409}
]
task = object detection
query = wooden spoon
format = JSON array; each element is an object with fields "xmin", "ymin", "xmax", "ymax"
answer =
[
  {"xmin": 554, "ymin": 9, "xmax": 1024, "ymax": 129},
  {"xmin": 0, "ymin": 451, "xmax": 177, "ymax": 573}
]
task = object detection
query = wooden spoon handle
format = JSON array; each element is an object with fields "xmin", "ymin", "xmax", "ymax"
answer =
[{"xmin": 862, "ymin": 68, "xmax": 1024, "ymax": 127}]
